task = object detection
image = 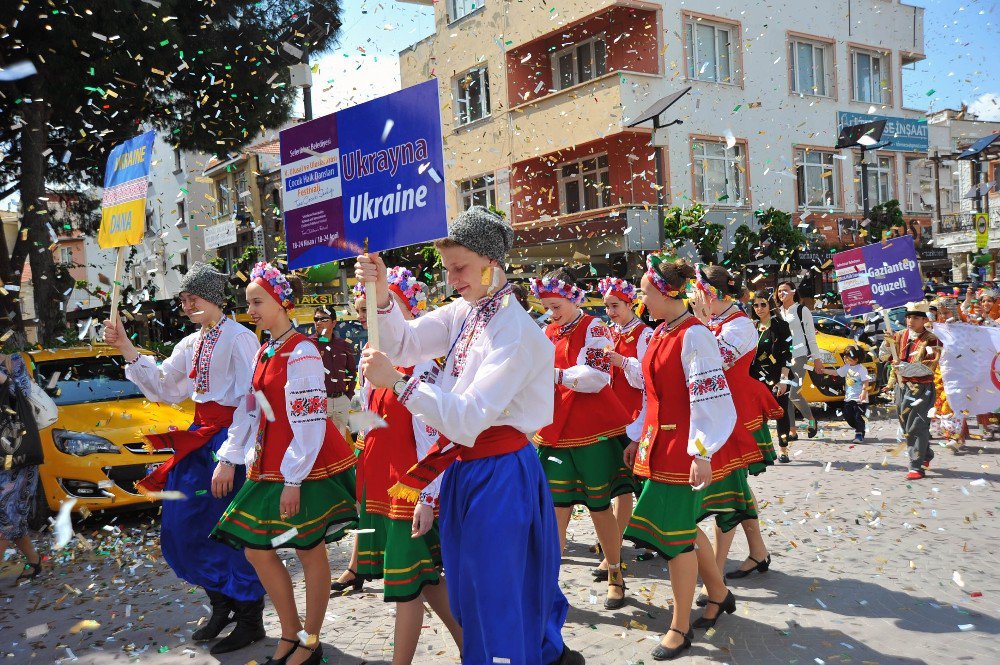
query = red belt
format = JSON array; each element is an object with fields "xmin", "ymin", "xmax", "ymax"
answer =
[{"xmin": 457, "ymin": 425, "xmax": 528, "ymax": 461}]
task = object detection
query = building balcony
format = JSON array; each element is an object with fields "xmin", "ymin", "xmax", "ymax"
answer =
[
  {"xmin": 508, "ymin": 70, "xmax": 661, "ymax": 164},
  {"xmin": 933, "ymin": 212, "xmax": 1000, "ymax": 251},
  {"xmin": 502, "ymin": 0, "xmax": 659, "ymax": 50}
]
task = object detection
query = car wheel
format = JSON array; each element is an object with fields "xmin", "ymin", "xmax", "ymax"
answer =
[{"xmin": 27, "ymin": 484, "xmax": 52, "ymax": 532}]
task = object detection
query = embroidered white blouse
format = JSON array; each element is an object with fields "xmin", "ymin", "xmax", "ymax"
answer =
[
  {"xmin": 553, "ymin": 315, "xmax": 615, "ymax": 393},
  {"xmin": 126, "ymin": 317, "xmax": 258, "ymax": 407},
  {"xmin": 614, "ymin": 317, "xmax": 654, "ymax": 389},
  {"xmin": 626, "ymin": 323, "xmax": 736, "ymax": 458},
  {"xmin": 218, "ymin": 339, "xmax": 331, "ymax": 485},
  {"xmin": 379, "ymin": 284, "xmax": 555, "ymax": 447},
  {"xmin": 709, "ymin": 310, "xmax": 757, "ymax": 370}
]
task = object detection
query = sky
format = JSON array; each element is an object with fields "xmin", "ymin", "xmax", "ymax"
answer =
[{"xmin": 312, "ymin": 0, "xmax": 999, "ymax": 120}]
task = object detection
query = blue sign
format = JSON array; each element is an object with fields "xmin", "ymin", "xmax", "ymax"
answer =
[
  {"xmin": 280, "ymin": 80, "xmax": 447, "ymax": 269},
  {"xmin": 833, "ymin": 235, "xmax": 923, "ymax": 315},
  {"xmin": 837, "ymin": 111, "xmax": 928, "ymax": 153}
]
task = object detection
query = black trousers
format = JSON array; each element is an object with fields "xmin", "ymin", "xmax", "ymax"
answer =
[
  {"xmin": 775, "ymin": 392, "xmax": 791, "ymax": 447},
  {"xmin": 843, "ymin": 401, "xmax": 867, "ymax": 438}
]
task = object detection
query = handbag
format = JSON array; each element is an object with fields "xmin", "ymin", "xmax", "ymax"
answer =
[
  {"xmin": 0, "ymin": 383, "xmax": 44, "ymax": 470},
  {"xmin": 27, "ymin": 381, "xmax": 58, "ymax": 429}
]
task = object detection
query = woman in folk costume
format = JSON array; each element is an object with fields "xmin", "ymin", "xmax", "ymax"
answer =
[
  {"xmin": 689, "ymin": 266, "xmax": 771, "ymax": 587},
  {"xmin": 211, "ymin": 262, "xmax": 358, "ymax": 665},
  {"xmin": 356, "ymin": 206, "xmax": 582, "ymax": 665},
  {"xmin": 621, "ymin": 255, "xmax": 738, "ymax": 661},
  {"xmin": 102, "ymin": 262, "xmax": 266, "ymax": 655},
  {"xmin": 531, "ymin": 268, "xmax": 634, "ymax": 610},
  {"xmin": 353, "ymin": 268, "xmax": 462, "ymax": 664},
  {"xmin": 592, "ymin": 276, "xmax": 653, "ymax": 581}
]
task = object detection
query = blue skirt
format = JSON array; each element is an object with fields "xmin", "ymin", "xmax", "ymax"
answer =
[
  {"xmin": 439, "ymin": 444, "xmax": 568, "ymax": 665},
  {"xmin": 160, "ymin": 425, "xmax": 264, "ymax": 601}
]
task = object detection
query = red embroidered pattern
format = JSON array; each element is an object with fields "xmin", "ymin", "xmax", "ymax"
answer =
[
  {"xmin": 718, "ymin": 343, "xmax": 737, "ymax": 368},
  {"xmin": 589, "ymin": 323, "xmax": 611, "ymax": 341},
  {"xmin": 191, "ymin": 318, "xmax": 226, "ymax": 394},
  {"xmin": 688, "ymin": 374, "xmax": 728, "ymax": 396},
  {"xmin": 584, "ymin": 347, "xmax": 611, "ymax": 373},
  {"xmin": 290, "ymin": 395, "xmax": 326, "ymax": 417},
  {"xmin": 451, "ymin": 284, "xmax": 512, "ymax": 377}
]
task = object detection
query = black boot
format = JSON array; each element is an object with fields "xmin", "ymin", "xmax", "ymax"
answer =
[
  {"xmin": 192, "ymin": 590, "xmax": 235, "ymax": 642},
  {"xmin": 210, "ymin": 597, "xmax": 266, "ymax": 654}
]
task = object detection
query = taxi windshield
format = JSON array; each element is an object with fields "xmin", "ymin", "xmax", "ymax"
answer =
[{"xmin": 33, "ymin": 356, "xmax": 145, "ymax": 406}]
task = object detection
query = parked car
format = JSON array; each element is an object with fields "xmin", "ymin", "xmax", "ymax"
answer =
[{"xmin": 18, "ymin": 345, "xmax": 195, "ymax": 528}]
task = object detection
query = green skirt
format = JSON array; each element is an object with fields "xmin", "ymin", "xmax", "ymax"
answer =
[
  {"xmin": 539, "ymin": 437, "xmax": 635, "ymax": 511},
  {"xmin": 698, "ymin": 468, "xmax": 757, "ymax": 533},
  {"xmin": 748, "ymin": 427, "xmax": 777, "ymax": 476},
  {"xmin": 212, "ymin": 470, "xmax": 358, "ymax": 550},
  {"xmin": 623, "ymin": 480, "xmax": 705, "ymax": 561},
  {"xmin": 355, "ymin": 502, "xmax": 442, "ymax": 603}
]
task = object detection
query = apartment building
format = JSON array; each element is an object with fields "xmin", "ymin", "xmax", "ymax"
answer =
[{"xmin": 399, "ymin": 0, "xmax": 948, "ymax": 277}]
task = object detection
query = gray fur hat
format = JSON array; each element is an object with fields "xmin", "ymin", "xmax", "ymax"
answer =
[
  {"xmin": 179, "ymin": 262, "xmax": 228, "ymax": 307},
  {"xmin": 447, "ymin": 206, "xmax": 514, "ymax": 263}
]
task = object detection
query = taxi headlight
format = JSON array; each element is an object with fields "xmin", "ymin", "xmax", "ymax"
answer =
[{"xmin": 53, "ymin": 430, "xmax": 120, "ymax": 456}]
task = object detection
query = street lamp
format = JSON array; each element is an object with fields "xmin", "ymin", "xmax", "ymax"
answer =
[
  {"xmin": 275, "ymin": 2, "xmax": 341, "ymax": 121},
  {"xmin": 836, "ymin": 119, "xmax": 888, "ymax": 222}
]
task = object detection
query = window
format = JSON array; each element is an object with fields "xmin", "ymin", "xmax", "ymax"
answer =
[
  {"xmin": 851, "ymin": 48, "xmax": 888, "ymax": 104},
  {"xmin": 216, "ymin": 180, "xmax": 230, "ymax": 216},
  {"xmin": 939, "ymin": 165, "xmax": 959, "ymax": 214},
  {"xmin": 796, "ymin": 149, "xmax": 839, "ymax": 208},
  {"xmin": 789, "ymin": 38, "xmax": 832, "ymax": 97},
  {"xmin": 176, "ymin": 198, "xmax": 187, "ymax": 227},
  {"xmin": 235, "ymin": 171, "xmax": 249, "ymax": 214},
  {"xmin": 552, "ymin": 36, "xmax": 607, "ymax": 90},
  {"xmin": 559, "ymin": 154, "xmax": 610, "ymax": 214},
  {"xmin": 693, "ymin": 139, "xmax": 746, "ymax": 206},
  {"xmin": 58, "ymin": 247, "xmax": 73, "ymax": 264},
  {"xmin": 855, "ymin": 153, "xmax": 893, "ymax": 208},
  {"xmin": 454, "ymin": 67, "xmax": 490, "ymax": 126},
  {"xmin": 173, "ymin": 146, "xmax": 182, "ymax": 173},
  {"xmin": 449, "ymin": 0, "xmax": 481, "ymax": 23},
  {"xmin": 459, "ymin": 174, "xmax": 496, "ymax": 211},
  {"xmin": 685, "ymin": 17, "xmax": 737, "ymax": 84},
  {"xmin": 904, "ymin": 158, "xmax": 934, "ymax": 213}
]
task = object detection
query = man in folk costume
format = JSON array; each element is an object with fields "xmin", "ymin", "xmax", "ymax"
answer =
[
  {"xmin": 593, "ymin": 277, "xmax": 653, "ymax": 580},
  {"xmin": 879, "ymin": 301, "xmax": 940, "ymax": 480},
  {"xmin": 356, "ymin": 206, "xmax": 583, "ymax": 665},
  {"xmin": 103, "ymin": 262, "xmax": 266, "ymax": 654},
  {"xmin": 352, "ymin": 268, "xmax": 462, "ymax": 664},
  {"xmin": 531, "ymin": 268, "xmax": 634, "ymax": 610}
]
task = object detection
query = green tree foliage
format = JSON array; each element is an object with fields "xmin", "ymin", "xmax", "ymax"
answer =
[
  {"xmin": 0, "ymin": 0, "xmax": 342, "ymax": 343},
  {"xmin": 865, "ymin": 199, "xmax": 904, "ymax": 244},
  {"xmin": 661, "ymin": 203, "xmax": 725, "ymax": 263}
]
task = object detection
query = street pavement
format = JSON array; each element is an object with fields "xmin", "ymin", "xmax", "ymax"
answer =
[{"xmin": 2, "ymin": 410, "xmax": 998, "ymax": 664}]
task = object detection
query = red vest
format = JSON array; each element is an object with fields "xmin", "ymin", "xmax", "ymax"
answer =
[
  {"xmin": 248, "ymin": 333, "xmax": 356, "ymax": 483},
  {"xmin": 357, "ymin": 366, "xmax": 433, "ymax": 520},
  {"xmin": 609, "ymin": 319, "xmax": 648, "ymax": 421},
  {"xmin": 709, "ymin": 312, "xmax": 765, "ymax": 467},
  {"xmin": 534, "ymin": 314, "xmax": 630, "ymax": 448},
  {"xmin": 634, "ymin": 318, "xmax": 746, "ymax": 485}
]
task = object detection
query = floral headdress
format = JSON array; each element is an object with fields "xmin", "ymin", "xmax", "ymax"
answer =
[
  {"xmin": 693, "ymin": 264, "xmax": 723, "ymax": 302},
  {"xmin": 250, "ymin": 261, "xmax": 295, "ymax": 309},
  {"xmin": 529, "ymin": 275, "xmax": 586, "ymax": 305},
  {"xmin": 645, "ymin": 252, "xmax": 687, "ymax": 299},
  {"xmin": 597, "ymin": 277, "xmax": 637, "ymax": 304},
  {"xmin": 352, "ymin": 282, "xmax": 366, "ymax": 298},
  {"xmin": 387, "ymin": 266, "xmax": 428, "ymax": 317}
]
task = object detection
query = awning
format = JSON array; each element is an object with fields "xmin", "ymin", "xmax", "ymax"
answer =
[{"xmin": 957, "ymin": 132, "xmax": 1000, "ymax": 160}]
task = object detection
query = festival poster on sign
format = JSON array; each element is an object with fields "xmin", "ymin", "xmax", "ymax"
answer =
[
  {"xmin": 98, "ymin": 130, "xmax": 155, "ymax": 248},
  {"xmin": 833, "ymin": 235, "xmax": 923, "ymax": 315},
  {"xmin": 280, "ymin": 80, "xmax": 447, "ymax": 270}
]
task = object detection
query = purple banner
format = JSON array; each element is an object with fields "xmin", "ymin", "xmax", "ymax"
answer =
[
  {"xmin": 833, "ymin": 235, "xmax": 923, "ymax": 315},
  {"xmin": 279, "ymin": 80, "xmax": 447, "ymax": 269}
]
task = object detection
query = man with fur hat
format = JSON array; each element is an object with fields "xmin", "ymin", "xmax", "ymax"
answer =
[
  {"xmin": 879, "ymin": 301, "xmax": 940, "ymax": 480},
  {"xmin": 103, "ymin": 262, "xmax": 266, "ymax": 654},
  {"xmin": 356, "ymin": 206, "xmax": 584, "ymax": 665}
]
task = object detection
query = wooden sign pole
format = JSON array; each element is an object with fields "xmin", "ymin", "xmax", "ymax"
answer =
[
  {"xmin": 364, "ymin": 239, "xmax": 379, "ymax": 351},
  {"xmin": 108, "ymin": 247, "xmax": 126, "ymax": 329},
  {"xmin": 881, "ymin": 309, "xmax": 899, "ymax": 362}
]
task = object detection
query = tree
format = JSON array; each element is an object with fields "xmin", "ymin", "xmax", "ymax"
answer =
[
  {"xmin": 721, "ymin": 207, "xmax": 808, "ymax": 278},
  {"xmin": 865, "ymin": 199, "xmax": 904, "ymax": 245},
  {"xmin": 0, "ymin": 0, "xmax": 342, "ymax": 343},
  {"xmin": 661, "ymin": 203, "xmax": 725, "ymax": 264}
]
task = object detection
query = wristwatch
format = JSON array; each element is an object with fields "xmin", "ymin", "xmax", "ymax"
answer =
[{"xmin": 392, "ymin": 375, "xmax": 412, "ymax": 397}]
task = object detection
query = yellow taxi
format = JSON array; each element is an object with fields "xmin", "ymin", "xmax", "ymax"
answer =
[{"xmin": 18, "ymin": 345, "xmax": 194, "ymax": 527}]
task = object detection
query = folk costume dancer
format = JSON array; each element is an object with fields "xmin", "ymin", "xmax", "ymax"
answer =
[
  {"xmin": 356, "ymin": 206, "xmax": 583, "ymax": 665},
  {"xmin": 622, "ymin": 255, "xmax": 739, "ymax": 661},
  {"xmin": 102, "ymin": 262, "xmax": 266, "ymax": 654},
  {"xmin": 692, "ymin": 267, "xmax": 772, "ymax": 586},
  {"xmin": 594, "ymin": 277, "xmax": 653, "ymax": 580},
  {"xmin": 531, "ymin": 269, "xmax": 634, "ymax": 611},
  {"xmin": 353, "ymin": 268, "xmax": 462, "ymax": 664},
  {"xmin": 212, "ymin": 262, "xmax": 358, "ymax": 665},
  {"xmin": 878, "ymin": 301, "xmax": 940, "ymax": 480}
]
